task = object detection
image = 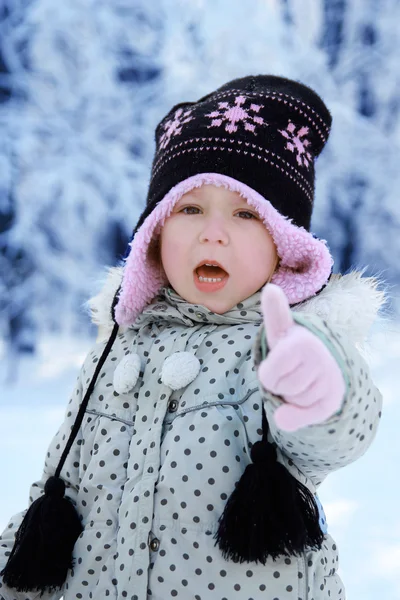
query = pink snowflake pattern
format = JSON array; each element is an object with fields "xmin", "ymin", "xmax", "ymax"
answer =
[
  {"xmin": 206, "ymin": 95, "xmax": 265, "ymax": 135},
  {"xmin": 159, "ymin": 108, "xmax": 194, "ymax": 149},
  {"xmin": 278, "ymin": 121, "xmax": 312, "ymax": 168}
]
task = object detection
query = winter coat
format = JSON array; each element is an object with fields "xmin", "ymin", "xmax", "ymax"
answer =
[{"xmin": 0, "ymin": 270, "xmax": 384, "ymax": 600}]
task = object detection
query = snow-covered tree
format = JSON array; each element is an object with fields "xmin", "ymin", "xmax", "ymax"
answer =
[{"xmin": 0, "ymin": 0, "xmax": 398, "ymax": 357}]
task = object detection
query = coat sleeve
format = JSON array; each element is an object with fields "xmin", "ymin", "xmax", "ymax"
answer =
[
  {"xmin": 0, "ymin": 365, "xmax": 86, "ymax": 600},
  {"xmin": 252, "ymin": 312, "xmax": 383, "ymax": 489}
]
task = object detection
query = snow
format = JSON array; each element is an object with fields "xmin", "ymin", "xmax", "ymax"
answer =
[{"xmin": 1, "ymin": 322, "xmax": 399, "ymax": 599}]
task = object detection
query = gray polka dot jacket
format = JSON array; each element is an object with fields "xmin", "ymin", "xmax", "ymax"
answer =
[{"xmin": 0, "ymin": 270, "xmax": 385, "ymax": 600}]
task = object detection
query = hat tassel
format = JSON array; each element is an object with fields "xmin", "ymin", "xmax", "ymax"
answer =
[
  {"xmin": 1, "ymin": 321, "xmax": 120, "ymax": 593},
  {"xmin": 1, "ymin": 477, "xmax": 83, "ymax": 592},
  {"xmin": 213, "ymin": 404, "xmax": 324, "ymax": 564}
]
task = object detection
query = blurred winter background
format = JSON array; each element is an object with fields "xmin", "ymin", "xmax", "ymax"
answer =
[{"xmin": 0, "ymin": 0, "xmax": 399, "ymax": 597}]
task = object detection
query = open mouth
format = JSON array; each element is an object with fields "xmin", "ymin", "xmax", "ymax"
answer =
[{"xmin": 194, "ymin": 261, "xmax": 229, "ymax": 283}]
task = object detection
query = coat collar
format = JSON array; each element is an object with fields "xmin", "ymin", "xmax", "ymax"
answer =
[
  {"xmin": 86, "ymin": 267, "xmax": 387, "ymax": 350},
  {"xmin": 134, "ymin": 286, "xmax": 264, "ymax": 328}
]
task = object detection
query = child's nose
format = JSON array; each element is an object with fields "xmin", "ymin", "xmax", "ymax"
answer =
[{"xmin": 199, "ymin": 218, "xmax": 229, "ymax": 245}]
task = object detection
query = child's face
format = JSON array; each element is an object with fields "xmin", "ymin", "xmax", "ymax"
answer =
[{"xmin": 159, "ymin": 185, "xmax": 278, "ymax": 314}]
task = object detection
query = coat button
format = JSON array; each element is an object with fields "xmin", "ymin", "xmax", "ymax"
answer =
[
  {"xmin": 168, "ymin": 399, "xmax": 178, "ymax": 413},
  {"xmin": 195, "ymin": 312, "xmax": 203, "ymax": 319},
  {"xmin": 149, "ymin": 538, "xmax": 160, "ymax": 552}
]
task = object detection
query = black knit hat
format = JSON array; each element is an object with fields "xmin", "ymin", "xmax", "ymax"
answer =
[
  {"xmin": 134, "ymin": 74, "xmax": 332, "ymax": 234},
  {"xmin": 115, "ymin": 74, "xmax": 333, "ymax": 326}
]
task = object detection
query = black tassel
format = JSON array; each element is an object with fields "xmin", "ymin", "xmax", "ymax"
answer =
[
  {"xmin": 1, "ymin": 321, "xmax": 120, "ymax": 593},
  {"xmin": 214, "ymin": 405, "xmax": 324, "ymax": 564},
  {"xmin": 1, "ymin": 476, "xmax": 83, "ymax": 592}
]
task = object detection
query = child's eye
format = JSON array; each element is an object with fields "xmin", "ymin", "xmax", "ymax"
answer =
[
  {"xmin": 179, "ymin": 207, "xmax": 257, "ymax": 219},
  {"xmin": 181, "ymin": 206, "xmax": 201, "ymax": 215},
  {"xmin": 236, "ymin": 211, "xmax": 258, "ymax": 219}
]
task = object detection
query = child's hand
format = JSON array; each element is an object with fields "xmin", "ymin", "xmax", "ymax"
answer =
[{"xmin": 258, "ymin": 284, "xmax": 346, "ymax": 432}]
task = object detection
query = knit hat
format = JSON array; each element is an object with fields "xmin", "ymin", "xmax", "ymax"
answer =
[
  {"xmin": 1, "ymin": 75, "xmax": 331, "ymax": 593},
  {"xmin": 115, "ymin": 74, "xmax": 334, "ymax": 326}
]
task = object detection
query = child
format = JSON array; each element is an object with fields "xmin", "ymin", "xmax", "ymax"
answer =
[{"xmin": 0, "ymin": 75, "xmax": 385, "ymax": 600}]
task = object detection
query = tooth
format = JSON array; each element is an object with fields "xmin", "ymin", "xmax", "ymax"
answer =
[{"xmin": 199, "ymin": 276, "xmax": 223, "ymax": 282}]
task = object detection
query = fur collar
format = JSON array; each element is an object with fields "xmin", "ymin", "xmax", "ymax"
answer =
[{"xmin": 86, "ymin": 267, "xmax": 387, "ymax": 354}]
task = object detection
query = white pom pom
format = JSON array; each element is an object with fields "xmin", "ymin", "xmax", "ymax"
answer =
[
  {"xmin": 113, "ymin": 352, "xmax": 141, "ymax": 394},
  {"xmin": 160, "ymin": 352, "xmax": 201, "ymax": 391}
]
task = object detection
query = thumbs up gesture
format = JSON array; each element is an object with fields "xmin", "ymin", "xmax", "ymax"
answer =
[{"xmin": 258, "ymin": 284, "xmax": 346, "ymax": 432}]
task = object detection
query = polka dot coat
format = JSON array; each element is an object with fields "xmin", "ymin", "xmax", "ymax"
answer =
[{"xmin": 0, "ymin": 277, "xmax": 383, "ymax": 600}]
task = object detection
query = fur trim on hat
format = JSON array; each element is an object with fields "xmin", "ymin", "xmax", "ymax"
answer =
[{"xmin": 114, "ymin": 173, "xmax": 333, "ymax": 326}]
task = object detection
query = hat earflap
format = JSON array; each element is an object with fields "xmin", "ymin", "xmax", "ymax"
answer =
[{"xmin": 213, "ymin": 403, "xmax": 324, "ymax": 563}]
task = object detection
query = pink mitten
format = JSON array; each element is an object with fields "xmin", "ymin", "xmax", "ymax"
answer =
[{"xmin": 257, "ymin": 284, "xmax": 346, "ymax": 432}]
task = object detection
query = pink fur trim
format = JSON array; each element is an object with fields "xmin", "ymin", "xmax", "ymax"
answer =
[{"xmin": 115, "ymin": 173, "xmax": 333, "ymax": 326}]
